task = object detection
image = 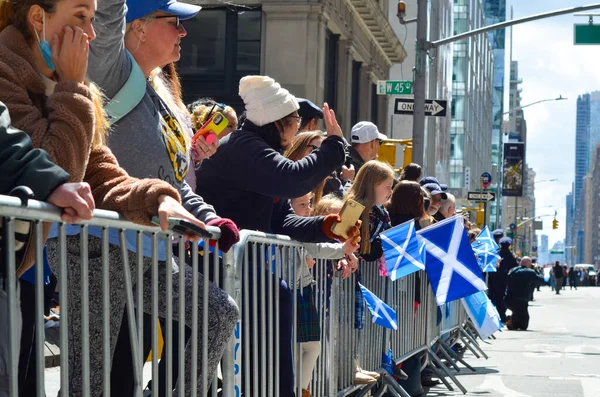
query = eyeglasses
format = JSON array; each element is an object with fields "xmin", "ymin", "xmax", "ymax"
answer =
[
  {"xmin": 307, "ymin": 144, "xmax": 319, "ymax": 152},
  {"xmin": 153, "ymin": 15, "xmax": 181, "ymax": 29},
  {"xmin": 289, "ymin": 115, "xmax": 303, "ymax": 127}
]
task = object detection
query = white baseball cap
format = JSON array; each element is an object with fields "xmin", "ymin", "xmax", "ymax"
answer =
[{"xmin": 350, "ymin": 121, "xmax": 388, "ymax": 144}]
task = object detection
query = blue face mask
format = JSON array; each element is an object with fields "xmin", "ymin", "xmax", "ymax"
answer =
[{"xmin": 34, "ymin": 11, "xmax": 55, "ymax": 71}]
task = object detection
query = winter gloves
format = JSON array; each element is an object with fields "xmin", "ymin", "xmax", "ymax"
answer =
[{"xmin": 207, "ymin": 217, "xmax": 240, "ymax": 253}]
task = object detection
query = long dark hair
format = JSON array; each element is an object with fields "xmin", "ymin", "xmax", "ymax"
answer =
[
  {"xmin": 242, "ymin": 114, "xmax": 296, "ymax": 152},
  {"xmin": 399, "ymin": 163, "xmax": 422, "ymax": 182},
  {"xmin": 386, "ymin": 180, "xmax": 427, "ymax": 219}
]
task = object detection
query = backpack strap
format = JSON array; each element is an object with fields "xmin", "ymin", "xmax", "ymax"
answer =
[{"xmin": 105, "ymin": 51, "xmax": 147, "ymax": 126}]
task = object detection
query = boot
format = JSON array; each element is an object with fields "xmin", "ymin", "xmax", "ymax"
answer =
[
  {"xmin": 355, "ymin": 358, "xmax": 380, "ymax": 380},
  {"xmin": 354, "ymin": 370, "xmax": 377, "ymax": 385}
]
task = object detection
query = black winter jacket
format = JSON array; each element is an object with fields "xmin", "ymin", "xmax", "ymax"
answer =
[
  {"xmin": 0, "ymin": 102, "xmax": 69, "ymax": 199},
  {"xmin": 506, "ymin": 266, "xmax": 546, "ymax": 301},
  {"xmin": 195, "ymin": 124, "xmax": 345, "ymax": 237}
]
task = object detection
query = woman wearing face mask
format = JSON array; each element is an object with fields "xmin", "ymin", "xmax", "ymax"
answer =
[
  {"xmin": 86, "ymin": 0, "xmax": 241, "ymax": 396},
  {"xmin": 0, "ymin": 1, "xmax": 210, "ymax": 396}
]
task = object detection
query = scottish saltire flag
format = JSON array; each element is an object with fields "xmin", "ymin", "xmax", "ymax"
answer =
[
  {"xmin": 472, "ymin": 226, "xmax": 499, "ymax": 253},
  {"xmin": 381, "ymin": 220, "xmax": 426, "ymax": 280},
  {"xmin": 476, "ymin": 250, "xmax": 500, "ymax": 273},
  {"xmin": 358, "ymin": 283, "xmax": 398, "ymax": 330},
  {"xmin": 472, "ymin": 227, "xmax": 500, "ymax": 273},
  {"xmin": 417, "ymin": 216, "xmax": 487, "ymax": 305},
  {"xmin": 461, "ymin": 291, "xmax": 502, "ymax": 339}
]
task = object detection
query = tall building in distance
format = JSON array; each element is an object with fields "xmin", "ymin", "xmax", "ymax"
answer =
[
  {"xmin": 501, "ymin": 60, "xmax": 537, "ymax": 256},
  {"xmin": 483, "ymin": 0, "xmax": 506, "ymax": 231},
  {"xmin": 583, "ymin": 144, "xmax": 600, "ymax": 265},
  {"xmin": 507, "ymin": 61, "xmax": 527, "ymax": 143},
  {"xmin": 449, "ymin": 0, "xmax": 494, "ymax": 202},
  {"xmin": 571, "ymin": 91, "xmax": 600, "ymax": 264},
  {"xmin": 565, "ymin": 190, "xmax": 574, "ymax": 265},
  {"xmin": 539, "ymin": 234, "xmax": 549, "ymax": 265}
]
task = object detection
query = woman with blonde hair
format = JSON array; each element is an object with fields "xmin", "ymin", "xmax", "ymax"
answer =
[
  {"xmin": 86, "ymin": 0, "xmax": 242, "ymax": 395},
  {"xmin": 0, "ymin": 1, "xmax": 209, "ymax": 395},
  {"xmin": 343, "ymin": 160, "xmax": 394, "ymax": 384},
  {"xmin": 284, "ymin": 130, "xmax": 327, "ymax": 207}
]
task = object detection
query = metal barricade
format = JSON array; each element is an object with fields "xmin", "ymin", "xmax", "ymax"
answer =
[
  {"xmin": 1, "ymin": 193, "xmax": 491, "ymax": 397},
  {"xmin": 0, "ymin": 194, "xmax": 237, "ymax": 397}
]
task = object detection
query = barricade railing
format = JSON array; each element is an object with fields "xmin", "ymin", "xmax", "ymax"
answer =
[
  {"xmin": 0, "ymin": 194, "xmax": 231, "ymax": 397},
  {"xmin": 2, "ymin": 194, "xmax": 490, "ymax": 397}
]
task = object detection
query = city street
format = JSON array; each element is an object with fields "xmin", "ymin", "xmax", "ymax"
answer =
[{"xmin": 428, "ymin": 286, "xmax": 600, "ymax": 397}]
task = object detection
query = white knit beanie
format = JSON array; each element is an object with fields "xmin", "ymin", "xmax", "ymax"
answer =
[{"xmin": 239, "ymin": 75, "xmax": 299, "ymax": 126}]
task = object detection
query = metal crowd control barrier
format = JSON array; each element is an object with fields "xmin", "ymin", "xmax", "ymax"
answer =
[
  {"xmin": 0, "ymin": 194, "xmax": 232, "ymax": 397},
  {"xmin": 1, "ymin": 193, "xmax": 493, "ymax": 397}
]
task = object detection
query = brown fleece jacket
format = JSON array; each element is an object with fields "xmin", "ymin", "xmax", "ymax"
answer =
[{"xmin": 0, "ymin": 26, "xmax": 180, "ymax": 275}]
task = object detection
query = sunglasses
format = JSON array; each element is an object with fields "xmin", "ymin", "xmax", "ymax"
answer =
[{"xmin": 154, "ymin": 15, "xmax": 181, "ymax": 29}]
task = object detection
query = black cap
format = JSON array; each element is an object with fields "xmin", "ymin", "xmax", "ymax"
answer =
[{"xmin": 297, "ymin": 98, "xmax": 323, "ymax": 120}]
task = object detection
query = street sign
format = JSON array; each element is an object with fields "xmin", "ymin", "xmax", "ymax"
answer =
[
  {"xmin": 574, "ymin": 24, "xmax": 600, "ymax": 45},
  {"xmin": 481, "ymin": 172, "xmax": 492, "ymax": 189},
  {"xmin": 377, "ymin": 80, "xmax": 413, "ymax": 95},
  {"xmin": 394, "ymin": 98, "xmax": 448, "ymax": 117},
  {"xmin": 550, "ymin": 250, "xmax": 565, "ymax": 255},
  {"xmin": 467, "ymin": 191, "xmax": 496, "ymax": 202},
  {"xmin": 509, "ymin": 223, "xmax": 517, "ymax": 231}
]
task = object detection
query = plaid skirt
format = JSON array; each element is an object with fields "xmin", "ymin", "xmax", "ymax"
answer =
[{"xmin": 297, "ymin": 285, "xmax": 321, "ymax": 342}]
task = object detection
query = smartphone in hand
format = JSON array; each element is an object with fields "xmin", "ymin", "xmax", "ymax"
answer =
[
  {"xmin": 192, "ymin": 112, "xmax": 229, "ymax": 146},
  {"xmin": 331, "ymin": 199, "xmax": 365, "ymax": 239},
  {"xmin": 152, "ymin": 216, "xmax": 213, "ymax": 239}
]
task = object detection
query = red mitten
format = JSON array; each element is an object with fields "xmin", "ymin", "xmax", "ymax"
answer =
[
  {"xmin": 206, "ymin": 218, "xmax": 240, "ymax": 253},
  {"xmin": 322, "ymin": 215, "xmax": 362, "ymax": 243}
]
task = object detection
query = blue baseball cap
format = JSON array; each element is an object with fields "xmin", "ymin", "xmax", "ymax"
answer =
[
  {"xmin": 423, "ymin": 183, "xmax": 448, "ymax": 199},
  {"xmin": 126, "ymin": 0, "xmax": 202, "ymax": 24},
  {"xmin": 419, "ymin": 176, "xmax": 448, "ymax": 191}
]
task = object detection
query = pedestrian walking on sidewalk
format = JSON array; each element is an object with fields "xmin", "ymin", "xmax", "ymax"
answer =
[
  {"xmin": 553, "ymin": 261, "xmax": 564, "ymax": 294},
  {"xmin": 569, "ymin": 267, "xmax": 578, "ymax": 290}
]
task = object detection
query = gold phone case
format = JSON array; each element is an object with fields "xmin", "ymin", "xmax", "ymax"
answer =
[{"xmin": 331, "ymin": 199, "xmax": 365, "ymax": 239}]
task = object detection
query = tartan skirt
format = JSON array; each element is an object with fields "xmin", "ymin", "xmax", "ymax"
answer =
[{"xmin": 296, "ymin": 285, "xmax": 321, "ymax": 342}]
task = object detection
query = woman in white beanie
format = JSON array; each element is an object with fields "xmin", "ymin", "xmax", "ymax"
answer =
[{"xmin": 196, "ymin": 75, "xmax": 355, "ymax": 396}]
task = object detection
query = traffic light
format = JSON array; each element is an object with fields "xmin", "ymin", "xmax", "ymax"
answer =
[
  {"xmin": 397, "ymin": 1, "xmax": 407, "ymax": 18},
  {"xmin": 552, "ymin": 219, "xmax": 559, "ymax": 230}
]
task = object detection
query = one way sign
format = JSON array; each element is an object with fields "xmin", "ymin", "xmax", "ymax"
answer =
[{"xmin": 394, "ymin": 98, "xmax": 448, "ymax": 117}]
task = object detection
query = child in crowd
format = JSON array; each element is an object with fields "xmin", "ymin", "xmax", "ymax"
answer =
[
  {"xmin": 290, "ymin": 193, "xmax": 359, "ymax": 397},
  {"xmin": 343, "ymin": 160, "xmax": 395, "ymax": 384}
]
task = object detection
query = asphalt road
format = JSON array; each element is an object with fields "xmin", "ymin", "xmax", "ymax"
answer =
[{"xmin": 427, "ymin": 285, "xmax": 600, "ymax": 397}]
